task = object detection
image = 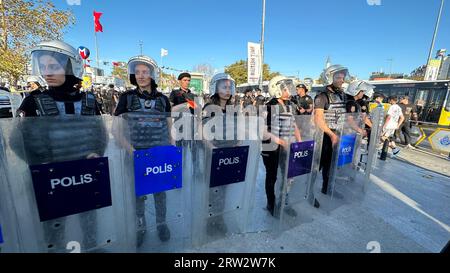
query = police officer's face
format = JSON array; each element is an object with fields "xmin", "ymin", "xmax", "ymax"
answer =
[
  {"xmin": 180, "ymin": 77, "xmax": 191, "ymax": 90},
  {"xmin": 135, "ymin": 64, "xmax": 152, "ymax": 89},
  {"xmin": 39, "ymin": 55, "xmax": 66, "ymax": 87},
  {"xmin": 281, "ymin": 87, "xmax": 291, "ymax": 100},
  {"xmin": 356, "ymin": 90, "xmax": 364, "ymax": 100},
  {"xmin": 296, "ymin": 87, "xmax": 306, "ymax": 96},
  {"xmin": 28, "ymin": 82, "xmax": 39, "ymax": 91},
  {"xmin": 332, "ymin": 72, "xmax": 346, "ymax": 88},
  {"xmin": 217, "ymin": 80, "xmax": 232, "ymax": 100}
]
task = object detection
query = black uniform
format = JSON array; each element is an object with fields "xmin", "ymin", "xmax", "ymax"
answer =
[
  {"xmin": 291, "ymin": 94, "xmax": 313, "ymax": 115},
  {"xmin": 114, "ymin": 88, "xmax": 171, "ymax": 244},
  {"xmin": 314, "ymin": 85, "xmax": 346, "ymax": 195},
  {"xmin": 169, "ymin": 88, "xmax": 195, "ymax": 106},
  {"xmin": 262, "ymin": 98, "xmax": 295, "ymax": 215},
  {"xmin": 13, "ymin": 80, "xmax": 105, "ymax": 252}
]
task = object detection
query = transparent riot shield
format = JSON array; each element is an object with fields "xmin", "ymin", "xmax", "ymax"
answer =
[
  {"xmin": 276, "ymin": 114, "xmax": 323, "ymax": 231},
  {"xmin": 313, "ymin": 113, "xmax": 366, "ymax": 213},
  {"xmin": 191, "ymin": 108, "xmax": 260, "ymax": 247},
  {"xmin": 9, "ymin": 92, "xmax": 23, "ymax": 118},
  {"xmin": 0, "ymin": 127, "xmax": 20, "ymax": 252},
  {"xmin": 115, "ymin": 111, "xmax": 191, "ymax": 252},
  {"xmin": 0, "ymin": 116, "xmax": 132, "ymax": 253},
  {"xmin": 363, "ymin": 107, "xmax": 384, "ymax": 183}
]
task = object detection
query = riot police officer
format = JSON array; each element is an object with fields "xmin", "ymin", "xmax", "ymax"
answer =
[
  {"xmin": 261, "ymin": 75, "xmax": 301, "ymax": 217},
  {"xmin": 314, "ymin": 65, "xmax": 350, "ymax": 195},
  {"xmin": 15, "ymin": 40, "xmax": 104, "ymax": 252},
  {"xmin": 114, "ymin": 55, "xmax": 171, "ymax": 245},
  {"xmin": 26, "ymin": 75, "xmax": 46, "ymax": 96},
  {"xmin": 201, "ymin": 73, "xmax": 237, "ymax": 236},
  {"xmin": 291, "ymin": 83, "xmax": 313, "ymax": 115}
]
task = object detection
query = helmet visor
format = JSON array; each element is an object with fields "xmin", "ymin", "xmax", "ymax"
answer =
[
  {"xmin": 31, "ymin": 50, "xmax": 73, "ymax": 77},
  {"xmin": 128, "ymin": 60, "xmax": 157, "ymax": 80},
  {"xmin": 332, "ymin": 69, "xmax": 351, "ymax": 84},
  {"xmin": 276, "ymin": 79, "xmax": 296, "ymax": 96},
  {"xmin": 215, "ymin": 79, "xmax": 236, "ymax": 96}
]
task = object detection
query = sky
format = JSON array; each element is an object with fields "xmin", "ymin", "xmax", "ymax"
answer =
[{"xmin": 56, "ymin": 0, "xmax": 450, "ymax": 80}]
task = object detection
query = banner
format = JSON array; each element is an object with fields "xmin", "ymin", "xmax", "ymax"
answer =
[
  {"xmin": 288, "ymin": 141, "xmax": 315, "ymax": 178},
  {"xmin": 247, "ymin": 42, "xmax": 261, "ymax": 85},
  {"xmin": 337, "ymin": 134, "xmax": 357, "ymax": 167},
  {"xmin": 424, "ymin": 59, "xmax": 442, "ymax": 81},
  {"xmin": 30, "ymin": 157, "xmax": 112, "ymax": 221},
  {"xmin": 134, "ymin": 145, "xmax": 183, "ymax": 196},
  {"xmin": 210, "ymin": 146, "xmax": 249, "ymax": 188}
]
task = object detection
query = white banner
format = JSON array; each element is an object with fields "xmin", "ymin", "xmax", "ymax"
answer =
[
  {"xmin": 438, "ymin": 57, "xmax": 450, "ymax": 80},
  {"xmin": 247, "ymin": 42, "xmax": 261, "ymax": 85},
  {"xmin": 424, "ymin": 59, "xmax": 441, "ymax": 81}
]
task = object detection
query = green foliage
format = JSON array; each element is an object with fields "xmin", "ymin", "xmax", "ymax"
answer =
[
  {"xmin": 225, "ymin": 59, "xmax": 280, "ymax": 85},
  {"xmin": 0, "ymin": 0, "xmax": 74, "ymax": 83}
]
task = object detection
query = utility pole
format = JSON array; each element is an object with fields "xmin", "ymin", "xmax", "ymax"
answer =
[
  {"xmin": 259, "ymin": 0, "xmax": 266, "ymax": 91},
  {"xmin": 426, "ymin": 0, "xmax": 445, "ymax": 65}
]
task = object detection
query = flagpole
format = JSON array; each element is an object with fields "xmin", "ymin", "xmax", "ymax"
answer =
[
  {"xmin": 160, "ymin": 54, "xmax": 163, "ymax": 87},
  {"xmin": 94, "ymin": 30, "xmax": 100, "ymax": 84}
]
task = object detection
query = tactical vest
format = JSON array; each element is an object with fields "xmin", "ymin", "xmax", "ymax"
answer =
[
  {"xmin": 126, "ymin": 93, "xmax": 167, "ymax": 113},
  {"xmin": 271, "ymin": 103, "xmax": 295, "ymax": 140},
  {"xmin": 33, "ymin": 92, "xmax": 97, "ymax": 116},
  {"xmin": 13, "ymin": 91, "xmax": 106, "ymax": 165},
  {"xmin": 323, "ymin": 90, "xmax": 346, "ymax": 130},
  {"xmin": 123, "ymin": 93, "xmax": 170, "ymax": 150}
]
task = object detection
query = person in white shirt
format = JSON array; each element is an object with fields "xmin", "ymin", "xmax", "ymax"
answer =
[{"xmin": 381, "ymin": 95, "xmax": 405, "ymax": 155}]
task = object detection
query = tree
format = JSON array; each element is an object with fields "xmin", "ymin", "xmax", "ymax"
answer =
[
  {"xmin": 159, "ymin": 71, "xmax": 177, "ymax": 91},
  {"xmin": 111, "ymin": 62, "xmax": 129, "ymax": 85},
  {"xmin": 0, "ymin": 0, "xmax": 74, "ymax": 83},
  {"xmin": 224, "ymin": 59, "xmax": 280, "ymax": 85}
]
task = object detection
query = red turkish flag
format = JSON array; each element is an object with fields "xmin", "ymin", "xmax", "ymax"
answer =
[
  {"xmin": 93, "ymin": 11, "xmax": 103, "ymax": 32},
  {"xmin": 112, "ymin": 62, "xmax": 119, "ymax": 66}
]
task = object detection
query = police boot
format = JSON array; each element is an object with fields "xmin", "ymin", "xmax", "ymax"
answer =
[{"xmin": 157, "ymin": 223, "xmax": 171, "ymax": 242}]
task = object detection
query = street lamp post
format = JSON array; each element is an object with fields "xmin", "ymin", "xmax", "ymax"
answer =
[
  {"xmin": 426, "ymin": 0, "xmax": 445, "ymax": 66},
  {"xmin": 259, "ymin": 0, "xmax": 266, "ymax": 91}
]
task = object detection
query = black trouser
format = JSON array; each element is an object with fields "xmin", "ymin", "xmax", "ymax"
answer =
[
  {"xmin": 397, "ymin": 121, "xmax": 411, "ymax": 145},
  {"xmin": 262, "ymin": 146, "xmax": 286, "ymax": 209},
  {"xmin": 136, "ymin": 192, "xmax": 167, "ymax": 230},
  {"xmin": 320, "ymin": 133, "xmax": 333, "ymax": 194},
  {"xmin": 43, "ymin": 211, "xmax": 97, "ymax": 252}
]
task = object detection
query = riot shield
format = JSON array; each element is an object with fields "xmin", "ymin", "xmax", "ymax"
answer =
[
  {"xmin": 0, "ymin": 116, "xmax": 132, "ymax": 253},
  {"xmin": 356, "ymin": 108, "xmax": 384, "ymax": 182},
  {"xmin": 313, "ymin": 113, "xmax": 366, "ymax": 213},
  {"xmin": 276, "ymin": 114, "xmax": 323, "ymax": 231},
  {"xmin": 191, "ymin": 108, "xmax": 260, "ymax": 247},
  {"xmin": 115, "ymin": 111, "xmax": 191, "ymax": 252}
]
